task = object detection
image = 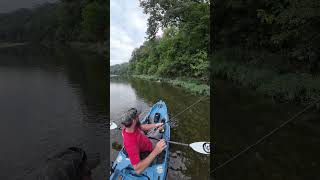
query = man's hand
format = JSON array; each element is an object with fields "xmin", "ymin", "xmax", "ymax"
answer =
[
  {"xmin": 154, "ymin": 139, "xmax": 166, "ymax": 155},
  {"xmin": 133, "ymin": 139, "xmax": 167, "ymax": 174},
  {"xmin": 155, "ymin": 123, "xmax": 164, "ymax": 130},
  {"xmin": 141, "ymin": 123, "xmax": 163, "ymax": 131}
]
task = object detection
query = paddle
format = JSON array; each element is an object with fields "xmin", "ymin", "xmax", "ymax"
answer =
[{"xmin": 109, "ymin": 122, "xmax": 210, "ymax": 155}]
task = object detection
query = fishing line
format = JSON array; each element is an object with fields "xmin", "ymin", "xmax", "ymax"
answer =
[
  {"xmin": 211, "ymin": 98, "xmax": 320, "ymax": 174},
  {"xmin": 170, "ymin": 96, "xmax": 208, "ymax": 121},
  {"xmin": 110, "ymin": 95, "xmax": 208, "ymax": 127},
  {"xmin": 146, "ymin": 96, "xmax": 208, "ymax": 136},
  {"xmin": 110, "ymin": 96, "xmax": 208, "ymax": 140}
]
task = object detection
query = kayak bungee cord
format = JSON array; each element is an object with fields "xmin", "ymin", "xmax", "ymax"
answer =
[{"xmin": 211, "ymin": 98, "xmax": 320, "ymax": 174}]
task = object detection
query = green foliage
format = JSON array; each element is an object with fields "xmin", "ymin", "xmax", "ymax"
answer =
[
  {"xmin": 110, "ymin": 63, "xmax": 129, "ymax": 75},
  {"xmin": 211, "ymin": 53, "xmax": 320, "ymax": 104},
  {"xmin": 0, "ymin": 4, "xmax": 59, "ymax": 42},
  {"xmin": 211, "ymin": 0, "xmax": 320, "ymax": 104},
  {"xmin": 214, "ymin": 0, "xmax": 320, "ymax": 72},
  {"xmin": 190, "ymin": 50, "xmax": 209, "ymax": 80},
  {"xmin": 0, "ymin": 0, "xmax": 108, "ymax": 43},
  {"xmin": 133, "ymin": 75, "xmax": 210, "ymax": 96},
  {"xmin": 56, "ymin": 0, "xmax": 82, "ymax": 42},
  {"xmin": 139, "ymin": 0, "xmax": 209, "ymax": 40},
  {"xmin": 81, "ymin": 1, "xmax": 108, "ymax": 42},
  {"xmin": 128, "ymin": 1, "xmax": 209, "ymax": 83}
]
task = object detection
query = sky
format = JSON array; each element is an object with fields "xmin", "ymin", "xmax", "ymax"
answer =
[
  {"xmin": 0, "ymin": 0, "xmax": 57, "ymax": 13},
  {"xmin": 110, "ymin": 0, "xmax": 149, "ymax": 66}
]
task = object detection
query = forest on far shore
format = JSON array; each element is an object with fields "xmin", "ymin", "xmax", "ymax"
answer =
[
  {"xmin": 211, "ymin": 0, "xmax": 320, "ymax": 104},
  {"xmin": 112, "ymin": 0, "xmax": 320, "ymax": 104},
  {"xmin": 0, "ymin": 0, "xmax": 108, "ymax": 43}
]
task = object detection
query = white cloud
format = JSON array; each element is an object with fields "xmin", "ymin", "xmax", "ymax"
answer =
[{"xmin": 110, "ymin": 0, "xmax": 148, "ymax": 65}]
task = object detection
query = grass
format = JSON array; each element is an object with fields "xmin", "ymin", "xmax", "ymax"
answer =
[
  {"xmin": 133, "ymin": 75, "xmax": 210, "ymax": 96},
  {"xmin": 211, "ymin": 53, "xmax": 320, "ymax": 105}
]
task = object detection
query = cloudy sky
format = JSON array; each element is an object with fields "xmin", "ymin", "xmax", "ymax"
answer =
[{"xmin": 110, "ymin": 0, "xmax": 149, "ymax": 65}]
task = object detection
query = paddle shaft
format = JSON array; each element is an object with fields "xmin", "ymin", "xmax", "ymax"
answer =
[
  {"xmin": 148, "ymin": 137, "xmax": 189, "ymax": 147},
  {"xmin": 110, "ymin": 123, "xmax": 209, "ymax": 154}
]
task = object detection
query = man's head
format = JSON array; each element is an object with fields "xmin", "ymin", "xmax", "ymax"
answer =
[{"xmin": 121, "ymin": 108, "xmax": 140, "ymax": 128}]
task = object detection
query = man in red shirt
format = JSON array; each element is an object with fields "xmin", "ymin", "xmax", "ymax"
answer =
[{"xmin": 121, "ymin": 108, "xmax": 166, "ymax": 175}]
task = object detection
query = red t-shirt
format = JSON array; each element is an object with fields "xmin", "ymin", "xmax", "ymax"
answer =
[{"xmin": 122, "ymin": 127, "xmax": 153, "ymax": 165}]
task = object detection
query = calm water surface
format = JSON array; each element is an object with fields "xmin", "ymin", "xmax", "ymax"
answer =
[
  {"xmin": 110, "ymin": 77, "xmax": 210, "ymax": 179},
  {"xmin": 0, "ymin": 46, "xmax": 108, "ymax": 179},
  {"xmin": 214, "ymin": 79, "xmax": 320, "ymax": 180}
]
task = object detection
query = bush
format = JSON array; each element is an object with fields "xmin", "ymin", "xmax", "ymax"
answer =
[{"xmin": 212, "ymin": 54, "xmax": 320, "ymax": 104}]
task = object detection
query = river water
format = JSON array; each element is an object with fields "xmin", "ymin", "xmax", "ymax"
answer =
[
  {"xmin": 110, "ymin": 77, "xmax": 210, "ymax": 179},
  {"xmin": 213, "ymin": 79, "xmax": 320, "ymax": 180},
  {"xmin": 0, "ymin": 46, "xmax": 108, "ymax": 179}
]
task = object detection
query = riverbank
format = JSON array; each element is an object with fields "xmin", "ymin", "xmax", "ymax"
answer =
[
  {"xmin": 68, "ymin": 42, "xmax": 107, "ymax": 56},
  {"xmin": 0, "ymin": 42, "xmax": 27, "ymax": 48},
  {"xmin": 132, "ymin": 75, "xmax": 210, "ymax": 96},
  {"xmin": 211, "ymin": 55, "xmax": 320, "ymax": 105},
  {"xmin": 0, "ymin": 42, "xmax": 107, "ymax": 56}
]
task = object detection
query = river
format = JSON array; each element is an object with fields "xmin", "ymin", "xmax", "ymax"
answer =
[
  {"xmin": 213, "ymin": 79, "xmax": 320, "ymax": 179},
  {"xmin": 110, "ymin": 76, "xmax": 210, "ymax": 179},
  {"xmin": 0, "ymin": 45, "xmax": 108, "ymax": 179}
]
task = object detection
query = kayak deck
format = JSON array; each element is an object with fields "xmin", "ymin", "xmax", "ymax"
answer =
[{"xmin": 110, "ymin": 100, "xmax": 170, "ymax": 180}]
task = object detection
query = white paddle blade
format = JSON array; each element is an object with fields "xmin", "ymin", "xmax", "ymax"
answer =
[
  {"xmin": 110, "ymin": 122, "xmax": 118, "ymax": 130},
  {"xmin": 189, "ymin": 142, "xmax": 210, "ymax": 154}
]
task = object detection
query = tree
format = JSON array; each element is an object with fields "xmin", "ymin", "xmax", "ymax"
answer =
[
  {"xmin": 81, "ymin": 1, "xmax": 108, "ymax": 42},
  {"xmin": 126, "ymin": 0, "xmax": 209, "ymax": 82}
]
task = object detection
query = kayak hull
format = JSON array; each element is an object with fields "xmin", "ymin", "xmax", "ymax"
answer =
[{"xmin": 110, "ymin": 100, "xmax": 170, "ymax": 180}]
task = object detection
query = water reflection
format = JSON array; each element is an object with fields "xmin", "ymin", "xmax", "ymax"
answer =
[
  {"xmin": 214, "ymin": 79, "xmax": 320, "ymax": 180},
  {"xmin": 0, "ymin": 45, "xmax": 108, "ymax": 180}
]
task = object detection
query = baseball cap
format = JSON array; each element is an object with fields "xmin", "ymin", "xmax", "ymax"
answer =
[{"xmin": 121, "ymin": 108, "xmax": 138, "ymax": 127}]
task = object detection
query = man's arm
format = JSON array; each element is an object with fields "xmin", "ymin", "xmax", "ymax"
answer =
[
  {"xmin": 140, "ymin": 123, "xmax": 163, "ymax": 131},
  {"xmin": 133, "ymin": 139, "xmax": 166, "ymax": 174}
]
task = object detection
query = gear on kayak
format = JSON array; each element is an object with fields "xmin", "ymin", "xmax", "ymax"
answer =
[{"xmin": 154, "ymin": 112, "xmax": 161, "ymax": 123}]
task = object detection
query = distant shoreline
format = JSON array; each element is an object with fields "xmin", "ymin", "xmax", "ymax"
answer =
[
  {"xmin": 0, "ymin": 42, "xmax": 107, "ymax": 56},
  {"xmin": 132, "ymin": 75, "xmax": 210, "ymax": 96},
  {"xmin": 0, "ymin": 42, "xmax": 27, "ymax": 48}
]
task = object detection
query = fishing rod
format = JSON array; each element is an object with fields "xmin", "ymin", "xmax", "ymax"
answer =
[
  {"xmin": 109, "ymin": 122, "xmax": 210, "ymax": 155},
  {"xmin": 211, "ymin": 98, "xmax": 320, "ymax": 174}
]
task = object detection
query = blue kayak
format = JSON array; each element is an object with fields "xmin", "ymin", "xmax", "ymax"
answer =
[{"xmin": 110, "ymin": 100, "xmax": 170, "ymax": 180}]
